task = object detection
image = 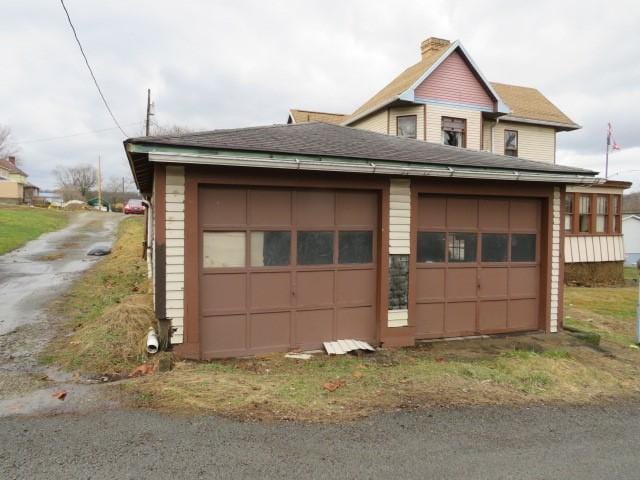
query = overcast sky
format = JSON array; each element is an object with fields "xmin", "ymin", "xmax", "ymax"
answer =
[{"xmin": 1, "ymin": 0, "xmax": 638, "ymax": 190}]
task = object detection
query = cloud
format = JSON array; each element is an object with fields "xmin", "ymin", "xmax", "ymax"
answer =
[{"xmin": 0, "ymin": 0, "xmax": 638, "ymax": 189}]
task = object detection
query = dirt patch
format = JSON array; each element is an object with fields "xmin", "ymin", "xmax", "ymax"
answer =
[{"xmin": 37, "ymin": 252, "xmax": 65, "ymax": 261}]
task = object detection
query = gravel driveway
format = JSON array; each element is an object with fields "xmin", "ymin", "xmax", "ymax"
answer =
[{"xmin": 1, "ymin": 404, "xmax": 639, "ymax": 479}]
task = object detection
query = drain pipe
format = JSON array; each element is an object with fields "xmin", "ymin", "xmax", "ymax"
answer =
[
  {"xmin": 141, "ymin": 199, "xmax": 153, "ymax": 279},
  {"xmin": 146, "ymin": 327, "xmax": 159, "ymax": 354}
]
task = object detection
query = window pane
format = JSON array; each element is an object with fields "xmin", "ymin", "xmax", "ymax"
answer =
[
  {"xmin": 596, "ymin": 196, "xmax": 608, "ymax": 214},
  {"xmin": 596, "ymin": 215, "xmax": 606, "ymax": 233},
  {"xmin": 297, "ymin": 231, "xmax": 333, "ymax": 265},
  {"xmin": 443, "ymin": 130, "xmax": 463, "ymax": 147},
  {"xmin": 564, "ymin": 214, "xmax": 573, "ymax": 232},
  {"xmin": 579, "ymin": 214, "xmax": 590, "ymax": 232},
  {"xmin": 565, "ymin": 194, "xmax": 573, "ymax": 213},
  {"xmin": 397, "ymin": 116, "xmax": 417, "ymax": 139},
  {"xmin": 481, "ymin": 234, "xmax": 508, "ymax": 262},
  {"xmin": 448, "ymin": 232, "xmax": 477, "ymax": 262},
  {"xmin": 505, "ymin": 130, "xmax": 518, "ymax": 150},
  {"xmin": 580, "ymin": 195, "xmax": 590, "ymax": 214},
  {"xmin": 417, "ymin": 232, "xmax": 446, "ymax": 263},
  {"xmin": 250, "ymin": 231, "xmax": 290, "ymax": 266},
  {"xmin": 203, "ymin": 232, "xmax": 245, "ymax": 268},
  {"xmin": 511, "ymin": 234, "xmax": 536, "ymax": 262},
  {"xmin": 338, "ymin": 231, "xmax": 373, "ymax": 264},
  {"xmin": 614, "ymin": 196, "xmax": 620, "ymax": 214}
]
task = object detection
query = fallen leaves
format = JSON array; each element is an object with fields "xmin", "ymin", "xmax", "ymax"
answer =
[
  {"xmin": 52, "ymin": 390, "xmax": 67, "ymax": 401},
  {"xmin": 129, "ymin": 363, "xmax": 155, "ymax": 377},
  {"xmin": 323, "ymin": 379, "xmax": 346, "ymax": 392}
]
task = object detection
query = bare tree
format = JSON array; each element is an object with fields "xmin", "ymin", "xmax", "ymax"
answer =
[
  {"xmin": 0, "ymin": 125, "xmax": 20, "ymax": 161},
  {"xmin": 151, "ymin": 124, "xmax": 195, "ymax": 136},
  {"xmin": 53, "ymin": 164, "xmax": 97, "ymax": 199}
]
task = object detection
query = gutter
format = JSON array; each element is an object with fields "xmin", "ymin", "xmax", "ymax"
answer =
[{"xmin": 147, "ymin": 151, "xmax": 600, "ymax": 185}]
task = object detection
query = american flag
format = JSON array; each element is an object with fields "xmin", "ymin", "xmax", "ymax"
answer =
[{"xmin": 607, "ymin": 122, "xmax": 621, "ymax": 150}]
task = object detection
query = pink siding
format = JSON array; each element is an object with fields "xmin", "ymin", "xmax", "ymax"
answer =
[{"xmin": 415, "ymin": 51, "xmax": 495, "ymax": 110}]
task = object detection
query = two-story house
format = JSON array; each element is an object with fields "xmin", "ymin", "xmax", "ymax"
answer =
[
  {"xmin": 289, "ymin": 37, "xmax": 630, "ymax": 285},
  {"xmin": 0, "ymin": 156, "xmax": 40, "ymax": 204}
]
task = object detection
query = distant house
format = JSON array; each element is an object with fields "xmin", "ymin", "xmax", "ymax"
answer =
[
  {"xmin": 623, "ymin": 214, "xmax": 640, "ymax": 266},
  {"xmin": 0, "ymin": 156, "xmax": 40, "ymax": 204}
]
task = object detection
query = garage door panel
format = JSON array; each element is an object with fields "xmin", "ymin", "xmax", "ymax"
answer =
[
  {"xmin": 479, "ymin": 301, "xmax": 508, "ymax": 331},
  {"xmin": 336, "ymin": 269, "xmax": 376, "ymax": 305},
  {"xmin": 479, "ymin": 268, "xmax": 508, "ymax": 298},
  {"xmin": 446, "ymin": 198, "xmax": 478, "ymax": 229},
  {"xmin": 250, "ymin": 272, "xmax": 291, "ymax": 310},
  {"xmin": 296, "ymin": 270, "xmax": 334, "ymax": 307},
  {"xmin": 416, "ymin": 268, "xmax": 445, "ymax": 301},
  {"xmin": 509, "ymin": 267, "xmax": 539, "ymax": 298},
  {"xmin": 248, "ymin": 189, "xmax": 291, "ymax": 226},
  {"xmin": 250, "ymin": 312, "xmax": 291, "ymax": 350},
  {"xmin": 510, "ymin": 199, "xmax": 539, "ymax": 230},
  {"xmin": 199, "ymin": 187, "xmax": 246, "ymax": 226},
  {"xmin": 336, "ymin": 307, "xmax": 376, "ymax": 341},
  {"xmin": 336, "ymin": 191, "xmax": 378, "ymax": 227},
  {"xmin": 201, "ymin": 314, "xmax": 246, "ymax": 356},
  {"xmin": 295, "ymin": 309, "xmax": 334, "ymax": 348},
  {"xmin": 479, "ymin": 199, "xmax": 509, "ymax": 230},
  {"xmin": 295, "ymin": 190, "xmax": 335, "ymax": 227},
  {"xmin": 509, "ymin": 299, "xmax": 539, "ymax": 330},
  {"xmin": 201, "ymin": 273, "xmax": 246, "ymax": 313},
  {"xmin": 445, "ymin": 302, "xmax": 476, "ymax": 334},
  {"xmin": 415, "ymin": 303, "xmax": 445, "ymax": 337},
  {"xmin": 418, "ymin": 196, "xmax": 447, "ymax": 229},
  {"xmin": 446, "ymin": 269, "xmax": 477, "ymax": 300}
]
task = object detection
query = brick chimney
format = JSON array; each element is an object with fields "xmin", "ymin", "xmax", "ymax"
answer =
[
  {"xmin": 8, "ymin": 156, "xmax": 16, "ymax": 165},
  {"xmin": 420, "ymin": 37, "xmax": 450, "ymax": 59}
]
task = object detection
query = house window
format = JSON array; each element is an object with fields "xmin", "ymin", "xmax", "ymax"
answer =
[
  {"xmin": 442, "ymin": 117, "xmax": 466, "ymax": 147},
  {"xmin": 613, "ymin": 195, "xmax": 621, "ymax": 233},
  {"xmin": 397, "ymin": 115, "xmax": 417, "ymax": 139},
  {"xmin": 564, "ymin": 193, "xmax": 574, "ymax": 232},
  {"xmin": 596, "ymin": 196, "xmax": 608, "ymax": 233},
  {"xmin": 579, "ymin": 195, "xmax": 591, "ymax": 233},
  {"xmin": 504, "ymin": 130, "xmax": 518, "ymax": 156}
]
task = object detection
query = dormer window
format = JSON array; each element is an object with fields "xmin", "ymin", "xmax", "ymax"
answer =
[
  {"xmin": 397, "ymin": 115, "xmax": 417, "ymax": 139},
  {"xmin": 504, "ymin": 130, "xmax": 518, "ymax": 156},
  {"xmin": 441, "ymin": 117, "xmax": 466, "ymax": 147}
]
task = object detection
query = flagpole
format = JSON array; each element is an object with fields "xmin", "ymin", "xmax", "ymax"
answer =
[{"xmin": 605, "ymin": 140, "xmax": 609, "ymax": 179}]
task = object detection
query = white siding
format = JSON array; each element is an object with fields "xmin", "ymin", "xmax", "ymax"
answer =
[
  {"xmin": 623, "ymin": 216, "xmax": 640, "ymax": 264},
  {"xmin": 388, "ymin": 178, "xmax": 411, "ymax": 328},
  {"xmin": 564, "ymin": 235, "xmax": 625, "ymax": 263},
  {"xmin": 484, "ymin": 120, "xmax": 556, "ymax": 163},
  {"xmin": 165, "ymin": 165, "xmax": 185, "ymax": 344},
  {"xmin": 425, "ymin": 104, "xmax": 482, "ymax": 150},
  {"xmin": 388, "ymin": 309, "xmax": 409, "ymax": 328},
  {"xmin": 350, "ymin": 109, "xmax": 388, "ymax": 134},
  {"xmin": 550, "ymin": 187, "xmax": 561, "ymax": 333}
]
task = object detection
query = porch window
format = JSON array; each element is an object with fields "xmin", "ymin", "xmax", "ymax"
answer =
[
  {"xmin": 596, "ymin": 196, "xmax": 608, "ymax": 233},
  {"xmin": 397, "ymin": 115, "xmax": 417, "ymax": 139},
  {"xmin": 504, "ymin": 130, "xmax": 518, "ymax": 156},
  {"xmin": 579, "ymin": 195, "xmax": 591, "ymax": 233},
  {"xmin": 442, "ymin": 117, "xmax": 466, "ymax": 147},
  {"xmin": 564, "ymin": 193, "xmax": 574, "ymax": 232},
  {"xmin": 613, "ymin": 195, "xmax": 622, "ymax": 233}
]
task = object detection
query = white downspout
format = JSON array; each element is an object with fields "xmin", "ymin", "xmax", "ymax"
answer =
[{"xmin": 142, "ymin": 199, "xmax": 153, "ymax": 279}]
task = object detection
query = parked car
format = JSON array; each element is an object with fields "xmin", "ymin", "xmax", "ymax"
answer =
[{"xmin": 124, "ymin": 199, "xmax": 145, "ymax": 215}]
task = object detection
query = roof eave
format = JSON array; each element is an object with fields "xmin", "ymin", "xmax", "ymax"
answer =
[{"xmin": 499, "ymin": 115, "xmax": 582, "ymax": 131}]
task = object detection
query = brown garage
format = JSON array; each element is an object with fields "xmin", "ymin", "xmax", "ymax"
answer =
[
  {"xmin": 414, "ymin": 195, "xmax": 541, "ymax": 339},
  {"xmin": 124, "ymin": 122, "xmax": 598, "ymax": 359},
  {"xmin": 198, "ymin": 185, "xmax": 379, "ymax": 358}
]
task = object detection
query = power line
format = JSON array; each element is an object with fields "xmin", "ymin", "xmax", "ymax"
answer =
[
  {"xmin": 15, "ymin": 122, "xmax": 142, "ymax": 145},
  {"xmin": 59, "ymin": 0, "xmax": 128, "ymax": 137}
]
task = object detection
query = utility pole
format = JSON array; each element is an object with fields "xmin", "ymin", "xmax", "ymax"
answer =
[
  {"xmin": 97, "ymin": 155, "xmax": 102, "ymax": 212},
  {"xmin": 122, "ymin": 176, "xmax": 125, "ymax": 194},
  {"xmin": 145, "ymin": 88, "xmax": 152, "ymax": 136}
]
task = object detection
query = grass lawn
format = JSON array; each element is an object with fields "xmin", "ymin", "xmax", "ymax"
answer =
[
  {"xmin": 0, "ymin": 205, "xmax": 69, "ymax": 255},
  {"xmin": 45, "ymin": 217, "xmax": 640, "ymax": 422},
  {"xmin": 42, "ymin": 217, "xmax": 154, "ymax": 374}
]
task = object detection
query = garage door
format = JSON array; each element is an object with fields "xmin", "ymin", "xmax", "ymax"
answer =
[
  {"xmin": 415, "ymin": 195, "xmax": 541, "ymax": 339},
  {"xmin": 198, "ymin": 186, "xmax": 378, "ymax": 358}
]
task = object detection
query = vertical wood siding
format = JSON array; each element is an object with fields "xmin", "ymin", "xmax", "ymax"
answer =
[
  {"xmin": 550, "ymin": 187, "xmax": 561, "ymax": 333},
  {"xmin": 484, "ymin": 120, "xmax": 556, "ymax": 163},
  {"xmin": 425, "ymin": 104, "xmax": 482, "ymax": 150},
  {"xmin": 165, "ymin": 166, "xmax": 185, "ymax": 344},
  {"xmin": 414, "ymin": 51, "xmax": 495, "ymax": 110},
  {"xmin": 564, "ymin": 235, "xmax": 625, "ymax": 262},
  {"xmin": 388, "ymin": 178, "xmax": 411, "ymax": 328}
]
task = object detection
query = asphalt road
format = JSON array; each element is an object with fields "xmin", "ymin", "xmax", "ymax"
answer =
[{"xmin": 1, "ymin": 404, "xmax": 639, "ymax": 479}]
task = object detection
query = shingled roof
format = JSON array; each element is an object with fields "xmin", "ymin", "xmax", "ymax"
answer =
[
  {"xmin": 127, "ymin": 122, "xmax": 594, "ymax": 176},
  {"xmin": 288, "ymin": 109, "xmax": 346, "ymax": 125},
  {"xmin": 0, "ymin": 157, "xmax": 27, "ymax": 177}
]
